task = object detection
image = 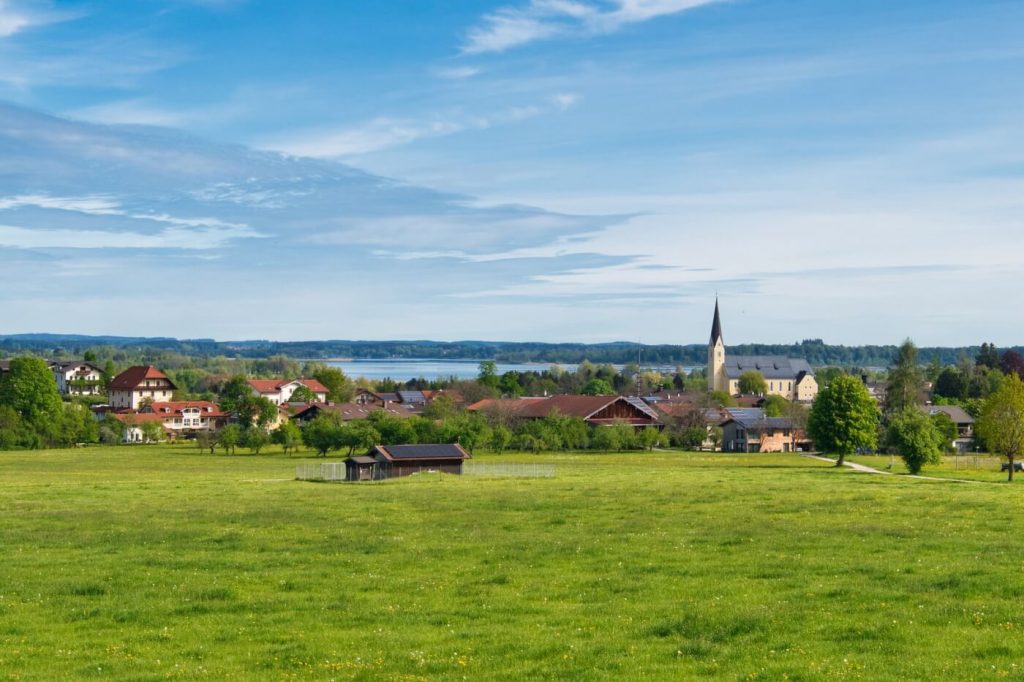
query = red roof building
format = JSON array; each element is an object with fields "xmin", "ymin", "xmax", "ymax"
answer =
[{"xmin": 108, "ymin": 366, "xmax": 177, "ymax": 410}]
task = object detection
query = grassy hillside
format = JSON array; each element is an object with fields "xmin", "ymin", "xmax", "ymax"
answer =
[{"xmin": 1, "ymin": 447, "xmax": 1022, "ymax": 679}]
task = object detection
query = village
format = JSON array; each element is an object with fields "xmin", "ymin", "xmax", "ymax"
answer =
[{"xmin": 0, "ymin": 302, "xmax": 987, "ymax": 480}]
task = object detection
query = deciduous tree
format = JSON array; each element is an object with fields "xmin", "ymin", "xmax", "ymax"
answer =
[
  {"xmin": 977, "ymin": 374, "xmax": 1024, "ymax": 482},
  {"xmin": 738, "ymin": 371, "xmax": 767, "ymax": 395},
  {"xmin": 808, "ymin": 374, "xmax": 879, "ymax": 466},
  {"xmin": 887, "ymin": 408, "xmax": 944, "ymax": 475}
]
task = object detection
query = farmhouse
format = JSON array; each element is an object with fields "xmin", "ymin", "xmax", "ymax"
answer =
[
  {"xmin": 708, "ymin": 301, "xmax": 818, "ymax": 401},
  {"xmin": 108, "ymin": 365, "xmax": 177, "ymax": 410},
  {"xmin": 248, "ymin": 378, "xmax": 328, "ymax": 405},
  {"xmin": 720, "ymin": 408, "xmax": 806, "ymax": 453},
  {"xmin": 353, "ymin": 443, "xmax": 472, "ymax": 479},
  {"xmin": 52, "ymin": 361, "xmax": 104, "ymax": 396},
  {"xmin": 468, "ymin": 394, "xmax": 661, "ymax": 428},
  {"xmin": 922, "ymin": 404, "xmax": 975, "ymax": 452}
]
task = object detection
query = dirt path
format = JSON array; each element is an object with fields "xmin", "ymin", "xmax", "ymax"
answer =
[{"xmin": 802, "ymin": 454, "xmax": 985, "ymax": 484}]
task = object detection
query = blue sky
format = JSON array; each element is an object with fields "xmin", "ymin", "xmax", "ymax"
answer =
[{"xmin": 0, "ymin": 0, "xmax": 1021, "ymax": 345}]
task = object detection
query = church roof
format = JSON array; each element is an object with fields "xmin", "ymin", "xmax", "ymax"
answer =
[
  {"xmin": 723, "ymin": 356, "xmax": 814, "ymax": 381},
  {"xmin": 710, "ymin": 299, "xmax": 723, "ymax": 345}
]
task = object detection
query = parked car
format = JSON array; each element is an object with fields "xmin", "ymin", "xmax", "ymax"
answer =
[{"xmin": 1000, "ymin": 462, "xmax": 1024, "ymax": 472}]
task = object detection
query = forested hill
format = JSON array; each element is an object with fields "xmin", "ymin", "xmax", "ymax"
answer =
[{"xmin": 0, "ymin": 334, "xmax": 1018, "ymax": 367}]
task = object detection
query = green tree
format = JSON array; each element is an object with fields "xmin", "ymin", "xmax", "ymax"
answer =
[
  {"xmin": 762, "ymin": 395, "xmax": 790, "ymax": 417},
  {"xmin": 422, "ymin": 394, "xmax": 457, "ymax": 420},
  {"xmin": 478, "ymin": 360, "xmax": 499, "ymax": 389},
  {"xmin": 195, "ymin": 429, "xmax": 216, "ymax": 454},
  {"xmin": 930, "ymin": 412, "xmax": 958, "ymax": 452},
  {"xmin": 272, "ymin": 421, "xmax": 303, "ymax": 455},
  {"xmin": 738, "ymin": 371, "xmax": 768, "ymax": 395},
  {"xmin": 218, "ymin": 375, "xmax": 253, "ymax": 412},
  {"xmin": 241, "ymin": 427, "xmax": 269, "ymax": 454},
  {"xmin": 885, "ymin": 339, "xmax": 924, "ymax": 414},
  {"xmin": 217, "ymin": 424, "xmax": 241, "ymax": 454},
  {"xmin": 976, "ymin": 374, "xmax": 1024, "ymax": 482},
  {"xmin": 288, "ymin": 385, "xmax": 317, "ymax": 404},
  {"xmin": 340, "ymin": 420, "xmax": 381, "ymax": 456},
  {"xmin": 302, "ymin": 415, "xmax": 345, "ymax": 457},
  {"xmin": 581, "ymin": 378, "xmax": 615, "ymax": 396},
  {"xmin": 490, "ymin": 425, "xmax": 512, "ymax": 453},
  {"xmin": 887, "ymin": 408, "xmax": 944, "ymax": 475},
  {"xmin": 808, "ymin": 374, "xmax": 879, "ymax": 466},
  {"xmin": 590, "ymin": 426, "xmax": 621, "ymax": 452},
  {"xmin": 233, "ymin": 395, "xmax": 278, "ymax": 429},
  {"xmin": 140, "ymin": 420, "xmax": 165, "ymax": 444},
  {"xmin": 0, "ymin": 357, "xmax": 62, "ymax": 428},
  {"xmin": 310, "ymin": 365, "xmax": 355, "ymax": 403},
  {"xmin": 638, "ymin": 426, "xmax": 665, "ymax": 451}
]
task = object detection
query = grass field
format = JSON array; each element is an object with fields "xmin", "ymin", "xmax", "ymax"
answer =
[
  {"xmin": 2, "ymin": 446, "xmax": 1024, "ymax": 680},
  {"xmin": 846, "ymin": 453, "xmax": 1013, "ymax": 483}
]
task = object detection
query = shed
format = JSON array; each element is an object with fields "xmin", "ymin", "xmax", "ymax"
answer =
[
  {"xmin": 344, "ymin": 455, "xmax": 381, "ymax": 481},
  {"xmin": 369, "ymin": 443, "xmax": 472, "ymax": 478}
]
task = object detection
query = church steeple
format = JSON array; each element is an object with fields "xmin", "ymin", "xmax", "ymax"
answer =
[
  {"xmin": 708, "ymin": 299, "xmax": 726, "ymax": 393},
  {"xmin": 710, "ymin": 298, "xmax": 723, "ymax": 346}
]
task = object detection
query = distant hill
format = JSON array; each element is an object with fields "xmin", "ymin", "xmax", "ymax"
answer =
[{"xmin": 0, "ymin": 333, "xmax": 1018, "ymax": 368}]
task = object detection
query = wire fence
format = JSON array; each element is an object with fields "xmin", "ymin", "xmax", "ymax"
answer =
[
  {"xmin": 295, "ymin": 462, "xmax": 347, "ymax": 482},
  {"xmin": 463, "ymin": 462, "xmax": 556, "ymax": 478}
]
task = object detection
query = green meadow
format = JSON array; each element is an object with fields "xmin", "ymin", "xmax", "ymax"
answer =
[{"xmin": 2, "ymin": 447, "xmax": 1024, "ymax": 680}]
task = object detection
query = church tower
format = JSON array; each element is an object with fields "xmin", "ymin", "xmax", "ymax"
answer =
[{"xmin": 708, "ymin": 300, "xmax": 726, "ymax": 393}]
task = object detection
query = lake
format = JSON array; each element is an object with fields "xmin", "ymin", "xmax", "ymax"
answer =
[
  {"xmin": 324, "ymin": 359, "xmax": 569, "ymax": 381},
  {"xmin": 324, "ymin": 359, "xmax": 698, "ymax": 381}
]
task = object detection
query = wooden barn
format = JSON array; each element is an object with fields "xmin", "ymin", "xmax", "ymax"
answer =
[
  {"xmin": 349, "ymin": 443, "xmax": 472, "ymax": 479},
  {"xmin": 468, "ymin": 395, "xmax": 661, "ymax": 428}
]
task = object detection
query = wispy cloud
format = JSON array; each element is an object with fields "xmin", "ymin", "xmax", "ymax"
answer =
[
  {"xmin": 463, "ymin": 0, "xmax": 723, "ymax": 54},
  {"xmin": 0, "ymin": 194, "xmax": 262, "ymax": 248},
  {"xmin": 433, "ymin": 65, "xmax": 483, "ymax": 80},
  {"xmin": 0, "ymin": 0, "xmax": 79, "ymax": 38},
  {"xmin": 265, "ymin": 93, "xmax": 579, "ymax": 157}
]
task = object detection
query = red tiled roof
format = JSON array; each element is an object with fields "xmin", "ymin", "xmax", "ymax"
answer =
[
  {"xmin": 248, "ymin": 379, "xmax": 282, "ymax": 393},
  {"xmin": 294, "ymin": 379, "xmax": 329, "ymax": 394},
  {"xmin": 108, "ymin": 365, "xmax": 176, "ymax": 391},
  {"xmin": 248, "ymin": 378, "xmax": 330, "ymax": 394}
]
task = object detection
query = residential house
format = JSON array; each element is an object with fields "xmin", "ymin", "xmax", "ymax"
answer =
[
  {"xmin": 53, "ymin": 361, "xmax": 104, "ymax": 396},
  {"xmin": 108, "ymin": 366, "xmax": 177, "ymax": 410},
  {"xmin": 922, "ymin": 405, "xmax": 976, "ymax": 453},
  {"xmin": 247, "ymin": 378, "xmax": 329, "ymax": 405},
  {"xmin": 720, "ymin": 408, "xmax": 806, "ymax": 453},
  {"xmin": 708, "ymin": 300, "xmax": 818, "ymax": 401}
]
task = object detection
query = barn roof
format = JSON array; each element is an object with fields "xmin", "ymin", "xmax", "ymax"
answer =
[{"xmin": 372, "ymin": 443, "xmax": 471, "ymax": 461}]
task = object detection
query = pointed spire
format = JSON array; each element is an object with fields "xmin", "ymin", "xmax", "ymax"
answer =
[{"xmin": 710, "ymin": 298, "xmax": 723, "ymax": 346}]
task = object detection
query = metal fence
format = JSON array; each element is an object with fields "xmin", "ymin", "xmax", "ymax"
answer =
[
  {"xmin": 462, "ymin": 462, "xmax": 556, "ymax": 478},
  {"xmin": 295, "ymin": 462, "xmax": 347, "ymax": 482}
]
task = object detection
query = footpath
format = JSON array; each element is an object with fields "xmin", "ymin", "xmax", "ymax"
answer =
[{"xmin": 802, "ymin": 454, "xmax": 984, "ymax": 484}]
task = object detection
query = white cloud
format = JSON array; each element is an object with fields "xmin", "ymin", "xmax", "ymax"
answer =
[
  {"xmin": 265, "ymin": 94, "xmax": 579, "ymax": 157},
  {"xmin": 462, "ymin": 0, "xmax": 722, "ymax": 53},
  {"xmin": 0, "ymin": 223, "xmax": 250, "ymax": 249},
  {"xmin": 65, "ymin": 99, "xmax": 191, "ymax": 127},
  {"xmin": 433, "ymin": 65, "xmax": 484, "ymax": 80},
  {"xmin": 0, "ymin": 194, "xmax": 262, "ymax": 248},
  {"xmin": 0, "ymin": 0, "xmax": 79, "ymax": 38}
]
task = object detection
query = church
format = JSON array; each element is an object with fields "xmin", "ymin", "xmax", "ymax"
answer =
[{"xmin": 707, "ymin": 301, "xmax": 818, "ymax": 402}]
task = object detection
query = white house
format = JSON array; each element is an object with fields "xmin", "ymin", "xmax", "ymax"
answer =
[
  {"xmin": 108, "ymin": 365, "xmax": 177, "ymax": 410},
  {"xmin": 247, "ymin": 378, "xmax": 329, "ymax": 405},
  {"xmin": 53, "ymin": 361, "xmax": 104, "ymax": 396}
]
